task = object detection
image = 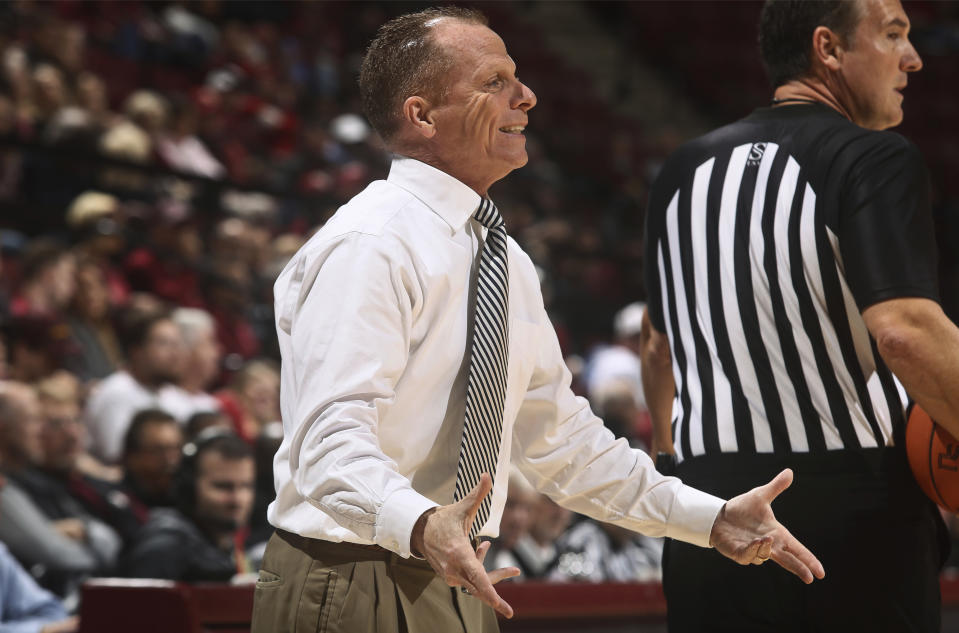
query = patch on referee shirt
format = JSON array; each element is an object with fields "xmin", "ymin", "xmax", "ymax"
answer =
[{"xmin": 747, "ymin": 142, "xmax": 767, "ymax": 166}]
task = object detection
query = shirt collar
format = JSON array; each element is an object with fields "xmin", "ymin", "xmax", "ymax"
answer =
[{"xmin": 387, "ymin": 155, "xmax": 482, "ymax": 232}]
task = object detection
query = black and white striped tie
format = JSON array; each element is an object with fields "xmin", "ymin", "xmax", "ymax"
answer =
[{"xmin": 454, "ymin": 198, "xmax": 509, "ymax": 540}]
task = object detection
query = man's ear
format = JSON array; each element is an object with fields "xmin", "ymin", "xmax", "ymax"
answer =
[
  {"xmin": 812, "ymin": 25, "xmax": 845, "ymax": 72},
  {"xmin": 402, "ymin": 95, "xmax": 436, "ymax": 139}
]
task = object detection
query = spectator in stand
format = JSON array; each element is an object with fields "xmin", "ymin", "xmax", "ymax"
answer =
[
  {"xmin": 123, "ymin": 209, "xmax": 205, "ymax": 309},
  {"xmin": 511, "ymin": 493, "xmax": 574, "ymax": 580},
  {"xmin": 0, "ymin": 333, "xmax": 7, "ymax": 381},
  {"xmin": 65, "ymin": 256, "xmax": 122, "ymax": 383},
  {"xmin": 0, "ymin": 541, "xmax": 77, "ymax": 633},
  {"xmin": 122, "ymin": 91, "xmax": 168, "ymax": 140},
  {"xmin": 83, "ymin": 310, "xmax": 185, "ymax": 464},
  {"xmin": 121, "ymin": 409, "xmax": 183, "ymax": 509},
  {"xmin": 0, "ymin": 381, "xmax": 44, "ymax": 477},
  {"xmin": 75, "ymin": 72, "xmax": 115, "ymax": 132},
  {"xmin": 31, "ymin": 64, "xmax": 70, "ymax": 133},
  {"xmin": 0, "ymin": 381, "xmax": 117, "ymax": 601},
  {"xmin": 2, "ymin": 317, "xmax": 76, "ymax": 384},
  {"xmin": 247, "ymin": 422, "xmax": 283, "ymax": 560},
  {"xmin": 585, "ymin": 302, "xmax": 649, "ymax": 444},
  {"xmin": 215, "ymin": 359, "xmax": 279, "ymax": 443},
  {"xmin": 156, "ymin": 97, "xmax": 225, "ymax": 179},
  {"xmin": 552, "ymin": 519, "xmax": 663, "ymax": 582},
  {"xmin": 483, "ymin": 467, "xmax": 537, "ymax": 578},
  {"xmin": 32, "ymin": 373, "xmax": 147, "ymax": 544},
  {"xmin": 184, "ymin": 411, "xmax": 233, "ymax": 441},
  {"xmin": 204, "ymin": 259, "xmax": 260, "ymax": 370},
  {"xmin": 10, "ymin": 239, "xmax": 76, "ymax": 318},
  {"xmin": 120, "ymin": 430, "xmax": 255, "ymax": 581},
  {"xmin": 97, "ymin": 120, "xmax": 152, "ymax": 192},
  {"xmin": 164, "ymin": 307, "xmax": 223, "ymax": 419},
  {"xmin": 65, "ymin": 190, "xmax": 129, "ymax": 309}
]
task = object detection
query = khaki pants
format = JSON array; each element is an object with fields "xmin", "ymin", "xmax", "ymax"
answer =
[{"xmin": 251, "ymin": 530, "xmax": 500, "ymax": 633}]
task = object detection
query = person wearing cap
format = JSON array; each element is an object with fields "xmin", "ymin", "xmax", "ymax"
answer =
[
  {"xmin": 66, "ymin": 191, "xmax": 129, "ymax": 310},
  {"xmin": 585, "ymin": 302, "xmax": 649, "ymax": 445}
]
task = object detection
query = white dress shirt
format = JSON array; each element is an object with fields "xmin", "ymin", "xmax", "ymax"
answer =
[{"xmin": 268, "ymin": 156, "xmax": 724, "ymax": 558}]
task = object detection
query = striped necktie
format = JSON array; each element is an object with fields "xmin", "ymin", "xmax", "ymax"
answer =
[{"xmin": 454, "ymin": 198, "xmax": 509, "ymax": 540}]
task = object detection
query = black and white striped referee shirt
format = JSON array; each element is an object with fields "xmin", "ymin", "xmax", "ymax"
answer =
[{"xmin": 644, "ymin": 103, "xmax": 938, "ymax": 461}]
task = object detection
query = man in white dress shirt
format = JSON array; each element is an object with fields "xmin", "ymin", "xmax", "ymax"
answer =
[
  {"xmin": 252, "ymin": 8, "xmax": 824, "ymax": 633},
  {"xmin": 83, "ymin": 310, "xmax": 185, "ymax": 464}
]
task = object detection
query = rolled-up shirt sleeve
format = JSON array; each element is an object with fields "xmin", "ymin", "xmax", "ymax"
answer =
[
  {"xmin": 511, "ymin": 299, "xmax": 724, "ymax": 548},
  {"xmin": 278, "ymin": 231, "xmax": 438, "ymax": 557}
]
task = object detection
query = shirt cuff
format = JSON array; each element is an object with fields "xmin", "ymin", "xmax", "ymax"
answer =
[
  {"xmin": 663, "ymin": 484, "xmax": 725, "ymax": 548},
  {"xmin": 374, "ymin": 487, "xmax": 439, "ymax": 558}
]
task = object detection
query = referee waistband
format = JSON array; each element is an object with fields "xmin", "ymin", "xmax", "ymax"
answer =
[{"xmin": 675, "ymin": 445, "xmax": 911, "ymax": 479}]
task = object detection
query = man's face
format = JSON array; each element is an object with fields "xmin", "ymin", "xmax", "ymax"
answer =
[
  {"xmin": 39, "ymin": 399, "xmax": 84, "ymax": 472},
  {"xmin": 242, "ymin": 372, "xmax": 280, "ymax": 426},
  {"xmin": 426, "ymin": 21, "xmax": 537, "ymax": 194},
  {"xmin": 139, "ymin": 320, "xmax": 184, "ymax": 385},
  {"xmin": 126, "ymin": 422, "xmax": 183, "ymax": 495},
  {"xmin": 838, "ymin": 0, "xmax": 922, "ymax": 130},
  {"xmin": 49, "ymin": 254, "xmax": 77, "ymax": 308},
  {"xmin": 499, "ymin": 483, "xmax": 535, "ymax": 549},
  {"xmin": 193, "ymin": 452, "xmax": 255, "ymax": 533},
  {"xmin": 529, "ymin": 493, "xmax": 572, "ymax": 544},
  {"xmin": 76, "ymin": 263, "xmax": 109, "ymax": 320},
  {"xmin": 0, "ymin": 388, "xmax": 44, "ymax": 466},
  {"xmin": 190, "ymin": 328, "xmax": 222, "ymax": 388}
]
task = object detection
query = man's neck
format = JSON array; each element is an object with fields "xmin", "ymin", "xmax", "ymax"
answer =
[
  {"xmin": 392, "ymin": 147, "xmax": 493, "ymax": 197},
  {"xmin": 772, "ymin": 80, "xmax": 852, "ymax": 122},
  {"xmin": 127, "ymin": 366, "xmax": 163, "ymax": 391},
  {"xmin": 198, "ymin": 521, "xmax": 236, "ymax": 551},
  {"xmin": 178, "ymin": 376, "xmax": 206, "ymax": 395}
]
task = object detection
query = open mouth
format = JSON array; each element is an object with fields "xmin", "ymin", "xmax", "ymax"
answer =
[{"xmin": 499, "ymin": 125, "xmax": 525, "ymax": 135}]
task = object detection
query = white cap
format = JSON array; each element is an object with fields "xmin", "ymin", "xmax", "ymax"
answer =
[
  {"xmin": 613, "ymin": 302, "xmax": 646, "ymax": 338},
  {"xmin": 330, "ymin": 113, "xmax": 370, "ymax": 144}
]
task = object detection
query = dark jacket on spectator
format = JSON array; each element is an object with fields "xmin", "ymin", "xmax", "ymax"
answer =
[
  {"xmin": 10, "ymin": 468, "xmax": 147, "ymax": 544},
  {"xmin": 121, "ymin": 473, "xmax": 176, "ymax": 510},
  {"xmin": 120, "ymin": 508, "xmax": 238, "ymax": 581}
]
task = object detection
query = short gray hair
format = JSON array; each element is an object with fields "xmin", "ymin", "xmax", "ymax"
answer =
[
  {"xmin": 171, "ymin": 307, "xmax": 215, "ymax": 347},
  {"xmin": 359, "ymin": 7, "xmax": 488, "ymax": 143}
]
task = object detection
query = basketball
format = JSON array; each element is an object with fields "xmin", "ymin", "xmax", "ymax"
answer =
[{"xmin": 906, "ymin": 403, "xmax": 959, "ymax": 512}]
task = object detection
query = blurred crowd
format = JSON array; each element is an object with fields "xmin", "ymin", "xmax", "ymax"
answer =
[{"xmin": 0, "ymin": 2, "xmax": 668, "ymax": 627}]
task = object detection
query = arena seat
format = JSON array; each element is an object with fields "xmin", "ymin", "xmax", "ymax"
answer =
[{"xmin": 78, "ymin": 578, "xmax": 255, "ymax": 633}]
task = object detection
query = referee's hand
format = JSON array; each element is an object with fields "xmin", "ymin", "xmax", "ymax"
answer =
[
  {"xmin": 708, "ymin": 468, "xmax": 826, "ymax": 584},
  {"xmin": 411, "ymin": 473, "xmax": 520, "ymax": 618}
]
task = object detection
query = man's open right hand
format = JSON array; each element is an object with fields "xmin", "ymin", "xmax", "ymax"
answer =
[{"xmin": 410, "ymin": 473, "xmax": 520, "ymax": 618}]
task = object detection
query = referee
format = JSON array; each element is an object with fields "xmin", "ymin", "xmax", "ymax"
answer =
[{"xmin": 642, "ymin": 1, "xmax": 952, "ymax": 631}]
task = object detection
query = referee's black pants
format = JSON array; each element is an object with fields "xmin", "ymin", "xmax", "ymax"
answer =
[{"xmin": 663, "ymin": 448, "xmax": 948, "ymax": 633}]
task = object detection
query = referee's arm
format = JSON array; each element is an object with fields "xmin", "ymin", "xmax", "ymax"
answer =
[
  {"xmin": 640, "ymin": 307, "xmax": 676, "ymax": 460},
  {"xmin": 864, "ymin": 297, "xmax": 959, "ymax": 439}
]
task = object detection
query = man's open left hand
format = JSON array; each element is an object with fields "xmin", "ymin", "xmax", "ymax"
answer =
[{"xmin": 709, "ymin": 468, "xmax": 826, "ymax": 584}]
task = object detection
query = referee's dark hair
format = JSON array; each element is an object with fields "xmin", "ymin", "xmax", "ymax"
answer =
[
  {"xmin": 759, "ymin": 0, "xmax": 862, "ymax": 88},
  {"xmin": 359, "ymin": 6, "xmax": 487, "ymax": 143}
]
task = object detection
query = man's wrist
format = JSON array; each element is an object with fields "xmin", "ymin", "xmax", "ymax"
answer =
[
  {"xmin": 410, "ymin": 507, "xmax": 436, "ymax": 559},
  {"xmin": 708, "ymin": 502, "xmax": 727, "ymax": 548}
]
